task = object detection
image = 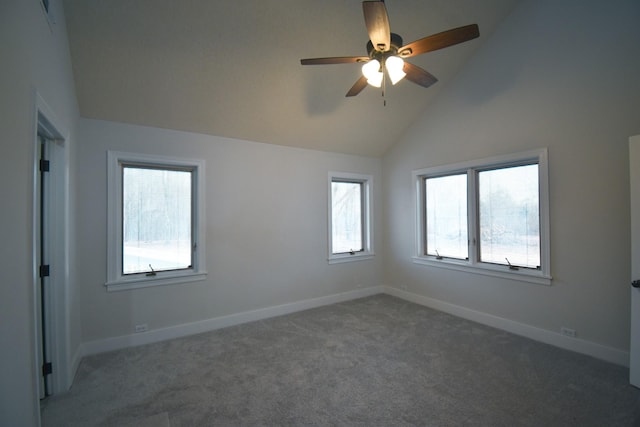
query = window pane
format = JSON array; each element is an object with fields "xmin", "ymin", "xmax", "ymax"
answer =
[
  {"xmin": 122, "ymin": 167, "xmax": 192, "ymax": 274},
  {"xmin": 479, "ymin": 164, "xmax": 540, "ymax": 268},
  {"xmin": 332, "ymin": 181, "xmax": 363, "ymax": 254},
  {"xmin": 425, "ymin": 174, "xmax": 468, "ymax": 259}
]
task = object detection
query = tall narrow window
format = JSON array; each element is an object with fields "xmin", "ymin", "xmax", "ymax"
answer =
[
  {"xmin": 107, "ymin": 151, "xmax": 206, "ymax": 291},
  {"xmin": 331, "ymin": 180, "xmax": 363, "ymax": 254},
  {"xmin": 425, "ymin": 174, "xmax": 468, "ymax": 260},
  {"xmin": 478, "ymin": 164, "xmax": 540, "ymax": 269},
  {"xmin": 122, "ymin": 165, "xmax": 193, "ymax": 275},
  {"xmin": 328, "ymin": 172, "xmax": 374, "ymax": 263}
]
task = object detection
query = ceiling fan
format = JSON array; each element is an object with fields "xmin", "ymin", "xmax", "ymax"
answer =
[{"xmin": 300, "ymin": 0, "xmax": 479, "ymax": 97}]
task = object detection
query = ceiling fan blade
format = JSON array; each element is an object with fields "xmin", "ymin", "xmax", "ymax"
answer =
[
  {"xmin": 363, "ymin": 1, "xmax": 391, "ymax": 52},
  {"xmin": 403, "ymin": 62, "xmax": 438, "ymax": 88},
  {"xmin": 301, "ymin": 56, "xmax": 369, "ymax": 65},
  {"xmin": 346, "ymin": 75, "xmax": 368, "ymax": 97},
  {"xmin": 398, "ymin": 24, "xmax": 480, "ymax": 58}
]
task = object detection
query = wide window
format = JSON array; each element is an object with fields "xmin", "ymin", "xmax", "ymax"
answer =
[
  {"xmin": 414, "ymin": 149, "xmax": 550, "ymax": 285},
  {"xmin": 107, "ymin": 151, "xmax": 206, "ymax": 291},
  {"xmin": 328, "ymin": 172, "xmax": 374, "ymax": 263}
]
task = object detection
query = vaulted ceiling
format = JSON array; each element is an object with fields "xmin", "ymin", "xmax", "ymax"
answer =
[{"xmin": 63, "ymin": 0, "xmax": 520, "ymax": 157}]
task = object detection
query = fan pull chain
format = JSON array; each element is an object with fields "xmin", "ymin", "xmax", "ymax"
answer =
[{"xmin": 382, "ymin": 73, "xmax": 387, "ymax": 107}]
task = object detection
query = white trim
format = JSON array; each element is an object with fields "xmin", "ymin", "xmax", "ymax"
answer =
[
  {"xmin": 411, "ymin": 256, "xmax": 552, "ymax": 286},
  {"xmin": 76, "ymin": 285, "xmax": 628, "ymax": 370},
  {"xmin": 412, "ymin": 148, "xmax": 551, "ymax": 284},
  {"xmin": 39, "ymin": 0, "xmax": 57, "ymax": 31},
  {"xmin": 328, "ymin": 171, "xmax": 374, "ymax": 264},
  {"xmin": 628, "ymin": 135, "xmax": 640, "ymax": 387},
  {"xmin": 328, "ymin": 253, "xmax": 375, "ymax": 264},
  {"xmin": 79, "ymin": 286, "xmax": 383, "ymax": 357},
  {"xmin": 69, "ymin": 346, "xmax": 83, "ymax": 386},
  {"xmin": 33, "ymin": 92, "xmax": 73, "ymax": 402},
  {"xmin": 106, "ymin": 151, "xmax": 207, "ymax": 291},
  {"xmin": 105, "ymin": 271, "xmax": 208, "ymax": 292},
  {"xmin": 384, "ymin": 286, "xmax": 629, "ymax": 367}
]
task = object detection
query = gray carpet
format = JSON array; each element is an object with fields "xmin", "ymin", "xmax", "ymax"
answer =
[{"xmin": 41, "ymin": 295, "xmax": 640, "ymax": 426}]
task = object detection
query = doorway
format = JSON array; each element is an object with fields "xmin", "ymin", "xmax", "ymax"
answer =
[
  {"xmin": 36, "ymin": 133, "xmax": 52, "ymax": 398},
  {"xmin": 629, "ymin": 135, "xmax": 640, "ymax": 388},
  {"xmin": 34, "ymin": 94, "xmax": 70, "ymax": 400}
]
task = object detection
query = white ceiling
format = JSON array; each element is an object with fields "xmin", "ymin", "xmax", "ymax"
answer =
[{"xmin": 63, "ymin": 0, "xmax": 520, "ymax": 157}]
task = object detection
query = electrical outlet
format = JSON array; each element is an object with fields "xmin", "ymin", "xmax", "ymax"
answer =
[
  {"xmin": 134, "ymin": 323, "xmax": 148, "ymax": 333},
  {"xmin": 560, "ymin": 327, "xmax": 576, "ymax": 338}
]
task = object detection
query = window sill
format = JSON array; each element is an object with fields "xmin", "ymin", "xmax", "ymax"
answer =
[
  {"xmin": 329, "ymin": 252, "xmax": 375, "ymax": 264},
  {"xmin": 412, "ymin": 256, "xmax": 551, "ymax": 286},
  {"xmin": 105, "ymin": 271, "xmax": 208, "ymax": 292}
]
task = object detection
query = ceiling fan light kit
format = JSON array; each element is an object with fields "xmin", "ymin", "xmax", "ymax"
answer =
[
  {"xmin": 385, "ymin": 56, "xmax": 406, "ymax": 85},
  {"xmin": 300, "ymin": 0, "xmax": 480, "ymax": 98},
  {"xmin": 362, "ymin": 59, "xmax": 383, "ymax": 87}
]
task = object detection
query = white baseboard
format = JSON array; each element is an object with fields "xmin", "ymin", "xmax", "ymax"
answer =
[
  {"xmin": 76, "ymin": 285, "xmax": 629, "ymax": 370},
  {"xmin": 79, "ymin": 286, "xmax": 383, "ymax": 358},
  {"xmin": 384, "ymin": 286, "xmax": 629, "ymax": 367},
  {"xmin": 69, "ymin": 345, "xmax": 83, "ymax": 386}
]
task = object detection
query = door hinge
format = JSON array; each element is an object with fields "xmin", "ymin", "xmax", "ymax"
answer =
[
  {"xmin": 39, "ymin": 265, "xmax": 50, "ymax": 278},
  {"xmin": 42, "ymin": 362, "xmax": 52, "ymax": 376},
  {"xmin": 40, "ymin": 159, "xmax": 50, "ymax": 172}
]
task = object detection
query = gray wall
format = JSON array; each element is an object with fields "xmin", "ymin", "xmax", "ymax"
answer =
[
  {"xmin": 75, "ymin": 119, "xmax": 383, "ymax": 344},
  {"xmin": 0, "ymin": 0, "xmax": 80, "ymax": 425},
  {"xmin": 382, "ymin": 0, "xmax": 640, "ymax": 353}
]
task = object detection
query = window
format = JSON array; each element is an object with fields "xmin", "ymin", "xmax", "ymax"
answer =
[
  {"xmin": 122, "ymin": 166, "xmax": 192, "ymax": 274},
  {"xmin": 478, "ymin": 164, "xmax": 540, "ymax": 269},
  {"xmin": 328, "ymin": 172, "xmax": 374, "ymax": 263},
  {"xmin": 107, "ymin": 151, "xmax": 206, "ymax": 291},
  {"xmin": 425, "ymin": 174, "xmax": 468, "ymax": 260},
  {"xmin": 414, "ymin": 149, "xmax": 551, "ymax": 285}
]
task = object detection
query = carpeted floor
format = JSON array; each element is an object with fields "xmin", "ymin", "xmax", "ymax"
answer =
[{"xmin": 41, "ymin": 295, "xmax": 640, "ymax": 426}]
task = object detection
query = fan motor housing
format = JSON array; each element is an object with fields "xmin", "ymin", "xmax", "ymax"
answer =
[{"xmin": 367, "ymin": 32, "xmax": 403, "ymax": 58}]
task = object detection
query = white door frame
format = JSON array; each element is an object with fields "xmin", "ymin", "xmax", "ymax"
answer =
[
  {"xmin": 33, "ymin": 93, "xmax": 72, "ymax": 400},
  {"xmin": 629, "ymin": 135, "xmax": 640, "ymax": 388}
]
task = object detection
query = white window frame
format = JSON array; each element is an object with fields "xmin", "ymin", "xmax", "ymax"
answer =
[
  {"xmin": 328, "ymin": 172, "xmax": 374, "ymax": 264},
  {"xmin": 412, "ymin": 149, "xmax": 551, "ymax": 285},
  {"xmin": 106, "ymin": 151, "xmax": 207, "ymax": 291}
]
